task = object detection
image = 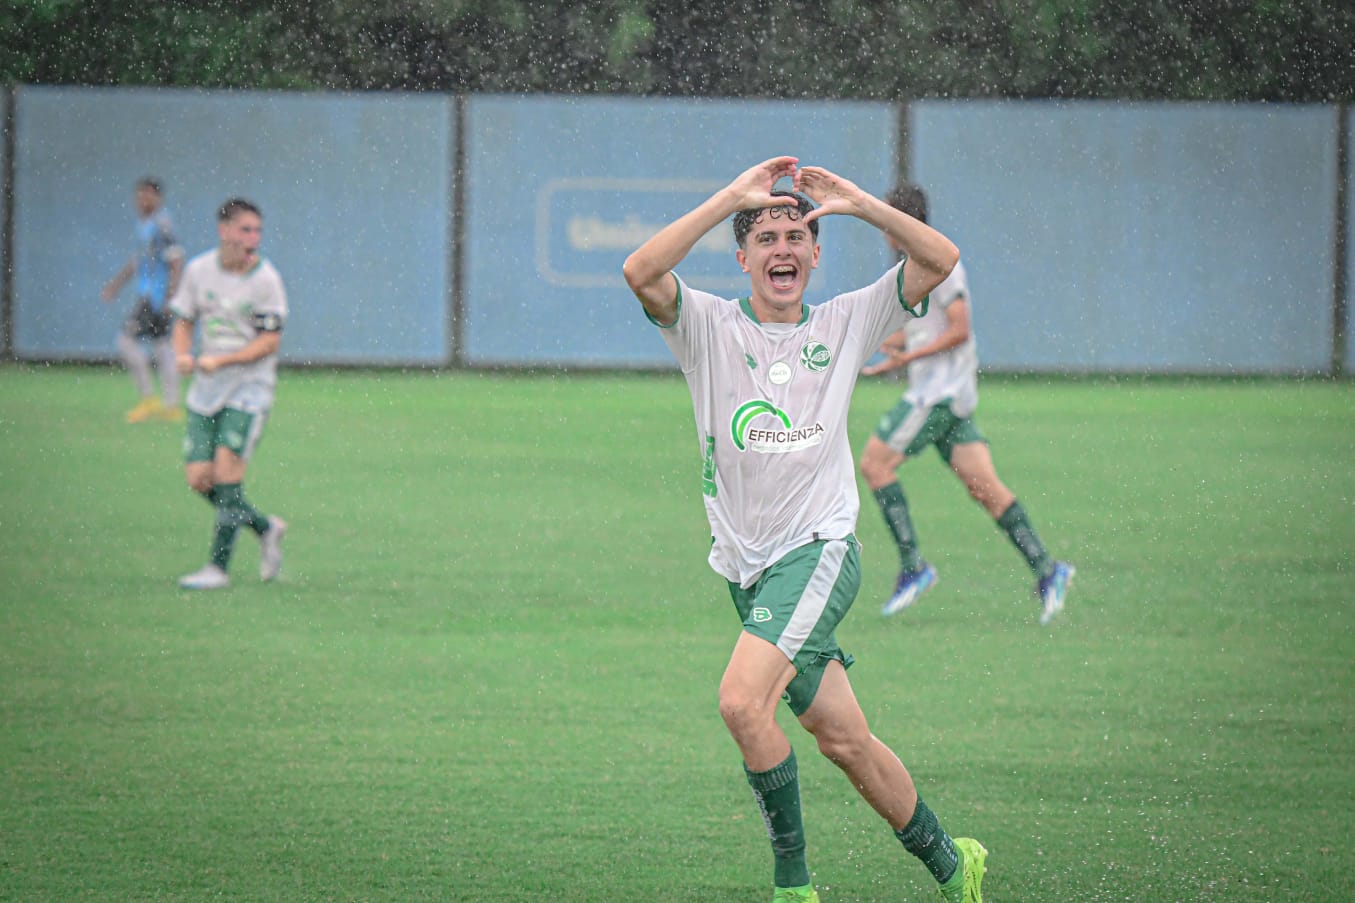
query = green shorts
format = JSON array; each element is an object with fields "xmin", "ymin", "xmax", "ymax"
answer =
[
  {"xmin": 727, "ymin": 536, "xmax": 860, "ymax": 716},
  {"xmin": 873, "ymin": 398, "xmax": 985, "ymax": 463},
  {"xmin": 183, "ymin": 407, "xmax": 268, "ymax": 463}
]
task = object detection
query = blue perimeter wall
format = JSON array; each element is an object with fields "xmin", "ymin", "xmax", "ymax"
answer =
[
  {"xmin": 911, "ymin": 100, "xmax": 1339, "ymax": 374},
  {"xmin": 6, "ymin": 88, "xmax": 1349, "ymax": 374},
  {"xmin": 12, "ymin": 86, "xmax": 453, "ymax": 365}
]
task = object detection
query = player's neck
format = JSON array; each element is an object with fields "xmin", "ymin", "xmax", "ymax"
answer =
[
  {"xmin": 218, "ymin": 250, "xmax": 254, "ymax": 273},
  {"xmin": 747, "ymin": 291, "xmax": 805, "ymax": 325}
]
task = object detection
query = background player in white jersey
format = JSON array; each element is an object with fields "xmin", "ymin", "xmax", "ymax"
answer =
[
  {"xmin": 100, "ymin": 177, "xmax": 186, "ymax": 423},
  {"xmin": 623, "ymin": 157, "xmax": 986, "ymax": 903},
  {"xmin": 169, "ymin": 198, "xmax": 288, "ymax": 591},
  {"xmin": 860, "ymin": 183, "xmax": 1074, "ymax": 624}
]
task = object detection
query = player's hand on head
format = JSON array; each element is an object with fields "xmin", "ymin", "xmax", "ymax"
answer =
[
  {"xmin": 729, "ymin": 156, "xmax": 801, "ymax": 210},
  {"xmin": 797, "ymin": 166, "xmax": 865, "ymax": 223}
]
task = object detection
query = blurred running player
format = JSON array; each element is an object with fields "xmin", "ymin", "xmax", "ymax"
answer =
[
  {"xmin": 860, "ymin": 183, "xmax": 1073, "ymax": 625},
  {"xmin": 100, "ymin": 177, "xmax": 185, "ymax": 422},
  {"xmin": 169, "ymin": 198, "xmax": 288, "ymax": 590}
]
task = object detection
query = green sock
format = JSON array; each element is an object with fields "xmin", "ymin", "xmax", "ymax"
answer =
[
  {"xmin": 895, "ymin": 797, "xmax": 959, "ymax": 885},
  {"xmin": 208, "ymin": 483, "xmax": 269, "ymax": 569},
  {"xmin": 873, "ymin": 482, "xmax": 922, "ymax": 572},
  {"xmin": 745, "ymin": 750, "xmax": 810, "ymax": 889},
  {"xmin": 214, "ymin": 482, "xmax": 270, "ymax": 535},
  {"xmin": 210, "ymin": 503, "xmax": 241, "ymax": 570},
  {"xmin": 996, "ymin": 500, "xmax": 1053, "ymax": 579}
]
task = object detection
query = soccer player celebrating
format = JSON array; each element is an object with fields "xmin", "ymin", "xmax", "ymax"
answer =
[
  {"xmin": 170, "ymin": 198, "xmax": 288, "ymax": 590},
  {"xmin": 622, "ymin": 157, "xmax": 987, "ymax": 903},
  {"xmin": 860, "ymin": 183, "xmax": 1074, "ymax": 624}
]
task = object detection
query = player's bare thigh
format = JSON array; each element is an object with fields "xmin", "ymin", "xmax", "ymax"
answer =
[{"xmin": 184, "ymin": 446, "xmax": 248, "ymax": 493}]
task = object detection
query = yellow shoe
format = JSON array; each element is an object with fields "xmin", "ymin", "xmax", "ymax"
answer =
[
  {"xmin": 125, "ymin": 397, "xmax": 163, "ymax": 423},
  {"xmin": 155, "ymin": 404, "xmax": 184, "ymax": 423}
]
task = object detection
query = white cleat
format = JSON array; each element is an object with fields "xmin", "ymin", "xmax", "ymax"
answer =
[
  {"xmin": 259, "ymin": 516, "xmax": 287, "ymax": 582},
  {"xmin": 881, "ymin": 562, "xmax": 938, "ymax": 616},
  {"xmin": 179, "ymin": 563, "xmax": 230, "ymax": 590},
  {"xmin": 1037, "ymin": 561, "xmax": 1076, "ymax": 625}
]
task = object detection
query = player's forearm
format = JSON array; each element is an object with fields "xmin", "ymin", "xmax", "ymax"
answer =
[
  {"xmin": 624, "ymin": 187, "xmax": 738, "ymax": 291},
  {"xmin": 914, "ymin": 324, "xmax": 970, "ymax": 361},
  {"xmin": 172, "ymin": 319, "xmax": 196, "ymax": 374},
  {"xmin": 865, "ymin": 197, "xmax": 959, "ymax": 299},
  {"xmin": 103, "ymin": 262, "xmax": 133, "ymax": 294},
  {"xmin": 890, "ymin": 228, "xmax": 958, "ymax": 282},
  {"xmin": 212, "ymin": 333, "xmax": 281, "ymax": 367},
  {"xmin": 171, "ymin": 319, "xmax": 194, "ymax": 357}
]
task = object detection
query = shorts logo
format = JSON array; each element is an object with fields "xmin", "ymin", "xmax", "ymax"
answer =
[
  {"xmin": 800, "ymin": 340, "xmax": 831, "ymax": 372},
  {"xmin": 730, "ymin": 399, "xmax": 825, "ymax": 454},
  {"xmin": 752, "ymin": 607, "xmax": 773, "ymax": 623}
]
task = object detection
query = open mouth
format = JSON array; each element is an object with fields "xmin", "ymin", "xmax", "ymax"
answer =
[{"xmin": 769, "ymin": 264, "xmax": 797, "ymax": 289}]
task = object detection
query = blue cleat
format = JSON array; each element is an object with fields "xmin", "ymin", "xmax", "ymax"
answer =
[
  {"xmin": 882, "ymin": 562, "xmax": 937, "ymax": 616},
  {"xmin": 1037, "ymin": 561, "xmax": 1075, "ymax": 625}
]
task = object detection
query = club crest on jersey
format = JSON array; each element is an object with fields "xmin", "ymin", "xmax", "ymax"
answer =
[
  {"xmin": 800, "ymin": 340, "xmax": 831, "ymax": 372},
  {"xmin": 730, "ymin": 399, "xmax": 825, "ymax": 454}
]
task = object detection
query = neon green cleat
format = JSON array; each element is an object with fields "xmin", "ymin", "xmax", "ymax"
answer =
[
  {"xmin": 772, "ymin": 885, "xmax": 821, "ymax": 903},
  {"xmin": 938, "ymin": 837, "xmax": 987, "ymax": 903}
]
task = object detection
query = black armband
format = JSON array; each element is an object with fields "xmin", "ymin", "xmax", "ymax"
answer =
[{"xmin": 253, "ymin": 312, "xmax": 285, "ymax": 333}]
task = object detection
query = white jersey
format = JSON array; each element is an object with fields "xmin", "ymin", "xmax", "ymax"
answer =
[
  {"xmin": 659, "ymin": 262, "xmax": 919, "ymax": 587},
  {"xmin": 903, "ymin": 259, "xmax": 978, "ymax": 417},
  {"xmin": 170, "ymin": 251, "xmax": 288, "ymax": 416}
]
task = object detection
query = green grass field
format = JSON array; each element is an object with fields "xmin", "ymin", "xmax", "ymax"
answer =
[{"xmin": 2, "ymin": 365, "xmax": 1352, "ymax": 902}]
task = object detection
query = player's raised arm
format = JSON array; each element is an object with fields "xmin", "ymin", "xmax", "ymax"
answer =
[
  {"xmin": 798, "ymin": 165, "xmax": 959, "ymax": 307},
  {"xmin": 622, "ymin": 156, "xmax": 801, "ymax": 325}
]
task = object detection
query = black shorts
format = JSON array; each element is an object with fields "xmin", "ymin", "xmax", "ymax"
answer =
[{"xmin": 124, "ymin": 297, "xmax": 172, "ymax": 339}]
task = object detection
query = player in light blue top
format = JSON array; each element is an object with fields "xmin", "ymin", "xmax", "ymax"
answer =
[
  {"xmin": 860, "ymin": 184, "xmax": 1074, "ymax": 625},
  {"xmin": 101, "ymin": 177, "xmax": 186, "ymax": 422},
  {"xmin": 624, "ymin": 157, "xmax": 987, "ymax": 903}
]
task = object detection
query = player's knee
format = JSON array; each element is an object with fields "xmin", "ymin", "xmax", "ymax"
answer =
[
  {"xmin": 186, "ymin": 471, "xmax": 213, "ymax": 494},
  {"xmin": 718, "ymin": 687, "xmax": 771, "ymax": 735},
  {"xmin": 813, "ymin": 726, "xmax": 872, "ymax": 769}
]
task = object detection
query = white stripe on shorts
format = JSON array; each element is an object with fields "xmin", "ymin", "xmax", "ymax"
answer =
[
  {"xmin": 777, "ymin": 539, "xmax": 847, "ymax": 661},
  {"xmin": 885, "ymin": 401, "xmax": 933, "ymax": 455},
  {"xmin": 240, "ymin": 409, "xmax": 269, "ymax": 461}
]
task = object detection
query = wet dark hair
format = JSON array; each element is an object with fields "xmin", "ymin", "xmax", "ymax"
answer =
[
  {"xmin": 885, "ymin": 183, "xmax": 928, "ymax": 224},
  {"xmin": 732, "ymin": 189, "xmax": 818, "ymax": 247},
  {"xmin": 217, "ymin": 198, "xmax": 262, "ymax": 222},
  {"xmin": 136, "ymin": 176, "xmax": 162, "ymax": 194}
]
